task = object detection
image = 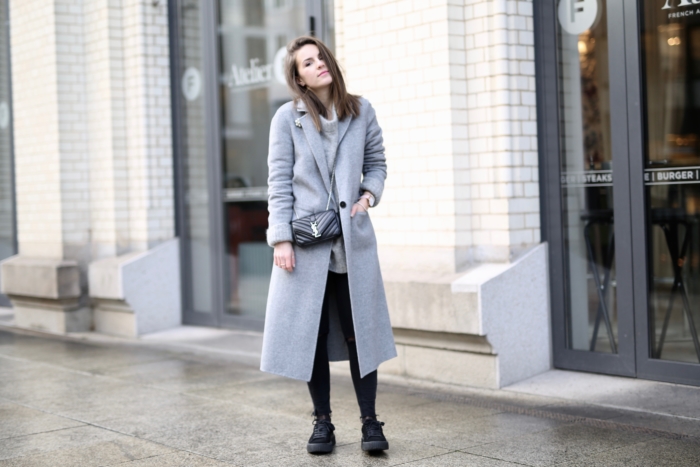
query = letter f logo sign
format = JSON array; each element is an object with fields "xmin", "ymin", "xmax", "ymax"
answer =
[{"xmin": 558, "ymin": 0, "xmax": 599, "ymax": 35}]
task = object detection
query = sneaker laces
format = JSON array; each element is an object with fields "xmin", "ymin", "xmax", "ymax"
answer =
[
  {"xmin": 311, "ymin": 419, "xmax": 335, "ymax": 441},
  {"xmin": 362, "ymin": 419, "xmax": 385, "ymax": 438}
]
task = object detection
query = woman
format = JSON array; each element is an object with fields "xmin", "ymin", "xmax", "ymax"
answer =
[{"xmin": 261, "ymin": 35, "xmax": 396, "ymax": 454}]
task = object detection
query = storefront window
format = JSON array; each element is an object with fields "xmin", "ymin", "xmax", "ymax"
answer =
[
  {"xmin": 641, "ymin": 1, "xmax": 700, "ymax": 364},
  {"xmin": 558, "ymin": 0, "xmax": 617, "ymax": 353},
  {"xmin": 0, "ymin": 0, "xmax": 15, "ymax": 307},
  {"xmin": 218, "ymin": 0, "xmax": 324, "ymax": 320},
  {"xmin": 173, "ymin": 0, "xmax": 334, "ymax": 325}
]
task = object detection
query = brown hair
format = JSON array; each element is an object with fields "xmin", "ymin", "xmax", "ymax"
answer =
[{"xmin": 284, "ymin": 36, "xmax": 360, "ymax": 131}]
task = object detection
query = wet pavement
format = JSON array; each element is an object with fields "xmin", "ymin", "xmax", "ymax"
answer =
[{"xmin": 1, "ymin": 327, "xmax": 700, "ymax": 466}]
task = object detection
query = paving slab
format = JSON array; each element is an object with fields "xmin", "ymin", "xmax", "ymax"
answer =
[
  {"xmin": 560, "ymin": 436, "xmax": 700, "ymax": 466},
  {"xmin": 1, "ymin": 328, "xmax": 699, "ymax": 467},
  {"xmin": 506, "ymin": 369, "xmax": 700, "ymax": 420},
  {"xmin": 392, "ymin": 412, "xmax": 566, "ymax": 451},
  {"xmin": 0, "ymin": 425, "xmax": 131, "ymax": 461},
  {"xmin": 253, "ymin": 438, "xmax": 450, "ymax": 467},
  {"xmin": 114, "ymin": 451, "xmax": 234, "ymax": 466},
  {"xmin": 0, "ymin": 401, "xmax": 84, "ymax": 440},
  {"xmin": 0, "ymin": 434, "xmax": 173, "ymax": 466},
  {"xmin": 462, "ymin": 423, "xmax": 655, "ymax": 466},
  {"xmin": 400, "ymin": 452, "xmax": 524, "ymax": 466}
]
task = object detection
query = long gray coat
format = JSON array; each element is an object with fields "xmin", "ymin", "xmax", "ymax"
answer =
[{"xmin": 261, "ymin": 97, "xmax": 397, "ymax": 381}]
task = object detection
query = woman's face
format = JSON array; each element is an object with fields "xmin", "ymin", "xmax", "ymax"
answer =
[{"xmin": 295, "ymin": 44, "xmax": 332, "ymax": 93}]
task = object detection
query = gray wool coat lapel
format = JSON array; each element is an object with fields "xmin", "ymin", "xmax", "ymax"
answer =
[
  {"xmin": 296, "ymin": 101, "xmax": 352, "ymax": 193},
  {"xmin": 298, "ymin": 113, "xmax": 332, "ymax": 193},
  {"xmin": 262, "ymin": 97, "xmax": 396, "ymax": 382},
  {"xmin": 337, "ymin": 112, "xmax": 351, "ymax": 146}
]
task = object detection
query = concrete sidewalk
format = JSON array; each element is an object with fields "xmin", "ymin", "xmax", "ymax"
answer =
[{"xmin": 1, "ymin": 327, "xmax": 700, "ymax": 466}]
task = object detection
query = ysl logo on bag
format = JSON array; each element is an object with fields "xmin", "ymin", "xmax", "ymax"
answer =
[{"xmin": 310, "ymin": 221, "xmax": 320, "ymax": 238}]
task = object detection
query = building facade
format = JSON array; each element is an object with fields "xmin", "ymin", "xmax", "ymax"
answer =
[{"xmin": 1, "ymin": 0, "xmax": 699, "ymax": 388}]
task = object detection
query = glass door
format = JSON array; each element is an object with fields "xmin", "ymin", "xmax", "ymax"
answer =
[
  {"xmin": 217, "ymin": 0, "xmax": 306, "ymax": 329},
  {"xmin": 173, "ymin": 0, "xmax": 333, "ymax": 328},
  {"xmin": 216, "ymin": 0, "xmax": 334, "ymax": 329},
  {"xmin": 546, "ymin": 0, "xmax": 637, "ymax": 376},
  {"xmin": 632, "ymin": 0, "xmax": 700, "ymax": 384},
  {"xmin": 540, "ymin": 0, "xmax": 700, "ymax": 385}
]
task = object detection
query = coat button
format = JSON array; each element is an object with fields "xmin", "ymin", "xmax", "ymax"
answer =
[{"xmin": 340, "ymin": 201, "xmax": 347, "ymax": 208}]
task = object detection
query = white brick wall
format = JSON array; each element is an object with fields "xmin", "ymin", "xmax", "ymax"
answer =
[
  {"xmin": 123, "ymin": 0, "xmax": 174, "ymax": 251},
  {"xmin": 335, "ymin": 0, "xmax": 539, "ymax": 269},
  {"xmin": 462, "ymin": 0, "xmax": 539, "ymax": 262},
  {"xmin": 12, "ymin": 0, "xmax": 67, "ymax": 259},
  {"xmin": 11, "ymin": 0, "xmax": 174, "ymax": 266},
  {"xmin": 85, "ymin": 0, "xmax": 130, "ymax": 259},
  {"xmin": 337, "ymin": 0, "xmax": 462, "ymax": 271}
]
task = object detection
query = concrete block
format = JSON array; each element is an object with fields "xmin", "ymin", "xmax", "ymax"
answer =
[
  {"xmin": 452, "ymin": 243, "xmax": 551, "ymax": 387},
  {"xmin": 93, "ymin": 300, "xmax": 137, "ymax": 337},
  {"xmin": 382, "ymin": 344, "xmax": 499, "ymax": 388},
  {"xmin": 12, "ymin": 300, "xmax": 90, "ymax": 334},
  {"xmin": 0, "ymin": 256, "xmax": 80, "ymax": 299},
  {"xmin": 0, "ymin": 256, "xmax": 89, "ymax": 334},
  {"xmin": 88, "ymin": 252, "xmax": 141, "ymax": 299},
  {"xmin": 89, "ymin": 238, "xmax": 181, "ymax": 337},
  {"xmin": 384, "ymin": 271, "xmax": 480, "ymax": 335}
]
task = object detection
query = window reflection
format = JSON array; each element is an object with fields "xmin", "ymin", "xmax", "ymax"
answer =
[
  {"xmin": 176, "ymin": 0, "xmax": 213, "ymax": 315},
  {"xmin": 559, "ymin": 0, "xmax": 618, "ymax": 353},
  {"xmin": 642, "ymin": 1, "xmax": 700, "ymax": 364},
  {"xmin": 218, "ymin": 0, "xmax": 307, "ymax": 320},
  {"xmin": 0, "ymin": 0, "xmax": 15, "ymax": 307}
]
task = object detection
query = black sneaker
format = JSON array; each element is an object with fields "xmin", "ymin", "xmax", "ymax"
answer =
[
  {"xmin": 361, "ymin": 418, "xmax": 389, "ymax": 452},
  {"xmin": 307, "ymin": 418, "xmax": 335, "ymax": 454}
]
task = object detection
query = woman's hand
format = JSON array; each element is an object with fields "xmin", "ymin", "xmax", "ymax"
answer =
[
  {"xmin": 273, "ymin": 241, "xmax": 295, "ymax": 272},
  {"xmin": 351, "ymin": 197, "xmax": 369, "ymax": 217}
]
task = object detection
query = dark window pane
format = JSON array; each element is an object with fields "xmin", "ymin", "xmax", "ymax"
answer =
[{"xmin": 641, "ymin": 1, "xmax": 700, "ymax": 364}]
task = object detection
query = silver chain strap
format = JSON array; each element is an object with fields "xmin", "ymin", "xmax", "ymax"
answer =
[{"xmin": 293, "ymin": 155, "xmax": 338, "ymax": 219}]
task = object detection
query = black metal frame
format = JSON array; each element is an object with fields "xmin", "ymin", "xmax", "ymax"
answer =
[
  {"xmin": 170, "ymin": 0, "xmax": 329, "ymax": 330},
  {"xmin": 0, "ymin": 0, "xmax": 16, "ymax": 308},
  {"xmin": 537, "ymin": 0, "xmax": 700, "ymax": 386},
  {"xmin": 626, "ymin": 0, "xmax": 700, "ymax": 386},
  {"xmin": 535, "ymin": 0, "xmax": 637, "ymax": 377},
  {"xmin": 169, "ymin": 0, "xmax": 217, "ymax": 327}
]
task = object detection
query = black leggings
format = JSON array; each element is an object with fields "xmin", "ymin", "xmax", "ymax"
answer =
[{"xmin": 307, "ymin": 271, "xmax": 378, "ymax": 419}]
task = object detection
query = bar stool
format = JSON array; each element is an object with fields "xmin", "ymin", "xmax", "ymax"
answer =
[
  {"xmin": 650, "ymin": 208, "xmax": 700, "ymax": 362},
  {"xmin": 581, "ymin": 209, "xmax": 617, "ymax": 353}
]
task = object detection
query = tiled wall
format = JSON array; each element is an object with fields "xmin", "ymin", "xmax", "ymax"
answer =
[
  {"xmin": 463, "ymin": 0, "xmax": 539, "ymax": 262},
  {"xmin": 11, "ymin": 0, "xmax": 69, "ymax": 259},
  {"xmin": 10, "ymin": 0, "xmax": 174, "ymax": 264},
  {"xmin": 122, "ymin": 0, "xmax": 174, "ymax": 252},
  {"xmin": 335, "ymin": 0, "xmax": 539, "ymax": 268}
]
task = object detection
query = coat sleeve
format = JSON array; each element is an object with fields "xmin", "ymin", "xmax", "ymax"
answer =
[
  {"xmin": 359, "ymin": 101, "xmax": 387, "ymax": 206},
  {"xmin": 266, "ymin": 107, "xmax": 295, "ymax": 247}
]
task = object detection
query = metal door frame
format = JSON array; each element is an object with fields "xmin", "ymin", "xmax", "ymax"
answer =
[
  {"xmin": 625, "ymin": 0, "xmax": 700, "ymax": 386},
  {"xmin": 173, "ymin": 0, "xmax": 331, "ymax": 329},
  {"xmin": 0, "ymin": 0, "xmax": 17, "ymax": 308},
  {"xmin": 170, "ymin": 0, "xmax": 218, "ymax": 327},
  {"xmin": 535, "ymin": 0, "xmax": 637, "ymax": 377}
]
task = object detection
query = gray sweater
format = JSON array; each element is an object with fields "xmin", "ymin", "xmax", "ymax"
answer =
[{"xmin": 320, "ymin": 107, "xmax": 347, "ymax": 274}]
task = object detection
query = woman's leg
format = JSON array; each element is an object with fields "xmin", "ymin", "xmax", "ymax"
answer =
[
  {"xmin": 306, "ymin": 273, "xmax": 336, "ymax": 454},
  {"xmin": 332, "ymin": 272, "xmax": 378, "ymax": 420},
  {"xmin": 307, "ymin": 272, "xmax": 332, "ymax": 419}
]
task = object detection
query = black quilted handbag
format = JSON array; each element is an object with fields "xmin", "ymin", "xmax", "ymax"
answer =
[
  {"xmin": 290, "ymin": 157, "xmax": 342, "ymax": 247},
  {"xmin": 291, "ymin": 209, "xmax": 342, "ymax": 247}
]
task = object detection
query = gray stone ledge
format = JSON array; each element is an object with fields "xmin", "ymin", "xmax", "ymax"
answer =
[
  {"xmin": 0, "ymin": 256, "xmax": 80, "ymax": 299},
  {"xmin": 393, "ymin": 327, "xmax": 493, "ymax": 355}
]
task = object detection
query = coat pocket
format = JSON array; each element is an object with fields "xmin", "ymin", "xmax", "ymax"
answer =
[{"xmin": 351, "ymin": 207, "xmax": 376, "ymax": 250}]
